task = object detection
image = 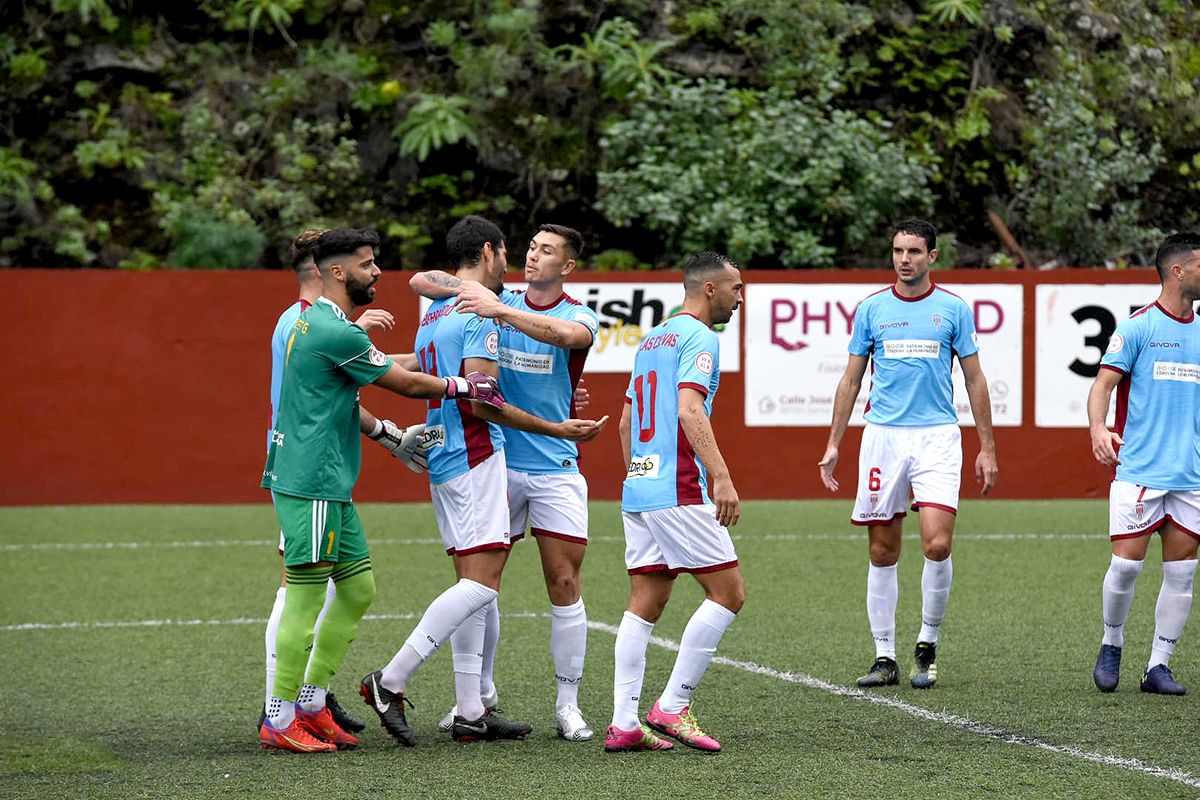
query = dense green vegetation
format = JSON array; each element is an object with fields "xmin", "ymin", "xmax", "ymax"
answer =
[{"xmin": 2, "ymin": 1, "xmax": 1197, "ymax": 269}]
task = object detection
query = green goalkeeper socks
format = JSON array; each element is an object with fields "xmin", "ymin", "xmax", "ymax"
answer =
[
  {"xmin": 305, "ymin": 559, "xmax": 376, "ymax": 689},
  {"xmin": 271, "ymin": 564, "xmax": 333, "ymax": 702}
]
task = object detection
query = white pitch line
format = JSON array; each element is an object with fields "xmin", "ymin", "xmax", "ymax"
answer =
[
  {"xmin": 0, "ymin": 611, "xmax": 1193, "ymax": 788},
  {"xmin": 0, "ymin": 532, "xmax": 1098, "ymax": 553},
  {"xmin": 587, "ymin": 620, "xmax": 1200, "ymax": 790}
]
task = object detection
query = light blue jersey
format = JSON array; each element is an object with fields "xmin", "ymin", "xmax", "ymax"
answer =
[
  {"xmin": 848, "ymin": 285, "xmax": 978, "ymax": 426},
  {"xmin": 497, "ymin": 290, "xmax": 599, "ymax": 474},
  {"xmin": 1100, "ymin": 302, "xmax": 1200, "ymax": 490},
  {"xmin": 415, "ymin": 296, "xmax": 505, "ymax": 484},
  {"xmin": 268, "ymin": 299, "xmax": 310, "ymax": 451},
  {"xmin": 622, "ymin": 313, "xmax": 720, "ymax": 512}
]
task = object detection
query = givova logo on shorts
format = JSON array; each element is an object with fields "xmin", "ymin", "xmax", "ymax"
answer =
[{"xmin": 626, "ymin": 455, "xmax": 660, "ymax": 480}]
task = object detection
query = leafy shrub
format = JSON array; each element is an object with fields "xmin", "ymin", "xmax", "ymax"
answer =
[
  {"xmin": 597, "ymin": 80, "xmax": 933, "ymax": 267},
  {"xmin": 167, "ymin": 217, "xmax": 267, "ymax": 268}
]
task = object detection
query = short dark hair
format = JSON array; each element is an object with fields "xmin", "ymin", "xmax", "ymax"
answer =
[
  {"xmin": 1155, "ymin": 232, "xmax": 1200, "ymax": 280},
  {"xmin": 446, "ymin": 215, "xmax": 505, "ymax": 268},
  {"xmin": 289, "ymin": 229, "xmax": 327, "ymax": 272},
  {"xmin": 313, "ymin": 228, "xmax": 380, "ymax": 269},
  {"xmin": 892, "ymin": 218, "xmax": 937, "ymax": 252},
  {"xmin": 682, "ymin": 250, "xmax": 736, "ymax": 290},
  {"xmin": 537, "ymin": 223, "xmax": 583, "ymax": 260}
]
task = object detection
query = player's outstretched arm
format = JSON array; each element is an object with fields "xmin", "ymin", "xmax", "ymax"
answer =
[
  {"xmin": 462, "ymin": 357, "xmax": 607, "ymax": 440},
  {"xmin": 960, "ymin": 354, "xmax": 999, "ymax": 496},
  {"xmin": 678, "ymin": 386, "xmax": 740, "ymax": 527},
  {"xmin": 372, "ymin": 362, "xmax": 505, "ymax": 408},
  {"xmin": 359, "ymin": 407, "xmax": 428, "ymax": 473},
  {"xmin": 409, "ymin": 270, "xmax": 485, "ymax": 300},
  {"xmin": 1087, "ymin": 367, "xmax": 1125, "ymax": 467},
  {"xmin": 456, "ymin": 287, "xmax": 593, "ymax": 350},
  {"xmin": 385, "ymin": 352, "xmax": 420, "ymax": 370},
  {"xmin": 619, "ymin": 402, "xmax": 632, "ymax": 469},
  {"xmin": 819, "ymin": 354, "xmax": 869, "ymax": 492}
]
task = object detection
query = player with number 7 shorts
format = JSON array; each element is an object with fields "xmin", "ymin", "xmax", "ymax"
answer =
[{"xmin": 819, "ymin": 219, "xmax": 998, "ymax": 692}]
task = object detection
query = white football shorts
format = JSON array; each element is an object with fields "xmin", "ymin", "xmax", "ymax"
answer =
[
  {"xmin": 508, "ymin": 469, "xmax": 589, "ymax": 545},
  {"xmin": 431, "ymin": 450, "xmax": 511, "ymax": 556},
  {"xmin": 1109, "ymin": 480, "xmax": 1200, "ymax": 540},
  {"xmin": 852, "ymin": 422, "xmax": 962, "ymax": 526},
  {"xmin": 622, "ymin": 504, "xmax": 738, "ymax": 575}
]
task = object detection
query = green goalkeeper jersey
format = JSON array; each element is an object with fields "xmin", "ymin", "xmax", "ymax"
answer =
[{"xmin": 261, "ymin": 297, "xmax": 393, "ymax": 501}]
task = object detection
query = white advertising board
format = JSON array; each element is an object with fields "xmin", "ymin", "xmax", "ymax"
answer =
[
  {"xmin": 1034, "ymin": 283, "xmax": 1159, "ymax": 427},
  {"xmin": 745, "ymin": 283, "xmax": 1023, "ymax": 427},
  {"xmin": 420, "ymin": 282, "xmax": 740, "ymax": 373}
]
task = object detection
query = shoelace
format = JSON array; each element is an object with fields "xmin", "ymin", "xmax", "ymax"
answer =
[{"xmin": 673, "ymin": 709, "xmax": 704, "ymax": 737}]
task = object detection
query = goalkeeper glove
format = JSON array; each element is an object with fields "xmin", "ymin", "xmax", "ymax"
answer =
[
  {"xmin": 444, "ymin": 371, "xmax": 506, "ymax": 409},
  {"xmin": 368, "ymin": 419, "xmax": 429, "ymax": 474}
]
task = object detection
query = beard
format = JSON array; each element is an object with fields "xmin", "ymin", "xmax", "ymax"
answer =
[{"xmin": 346, "ymin": 274, "xmax": 376, "ymax": 306}]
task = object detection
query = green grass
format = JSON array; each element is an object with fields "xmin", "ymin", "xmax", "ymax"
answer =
[{"xmin": 1, "ymin": 501, "xmax": 1197, "ymax": 799}]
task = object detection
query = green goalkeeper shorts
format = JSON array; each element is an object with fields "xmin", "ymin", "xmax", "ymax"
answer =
[{"xmin": 272, "ymin": 492, "xmax": 368, "ymax": 566}]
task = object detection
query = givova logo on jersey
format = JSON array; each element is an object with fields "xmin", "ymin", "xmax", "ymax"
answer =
[
  {"xmin": 421, "ymin": 425, "xmax": 446, "ymax": 449},
  {"xmin": 626, "ymin": 455, "xmax": 660, "ymax": 480}
]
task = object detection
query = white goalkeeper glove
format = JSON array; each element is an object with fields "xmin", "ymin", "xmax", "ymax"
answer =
[{"xmin": 368, "ymin": 419, "xmax": 429, "ymax": 474}]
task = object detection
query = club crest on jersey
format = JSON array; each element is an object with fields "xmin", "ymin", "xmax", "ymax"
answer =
[
  {"xmin": 626, "ymin": 455, "xmax": 660, "ymax": 480},
  {"xmin": 869, "ymin": 492, "xmax": 879, "ymax": 509},
  {"xmin": 1135, "ymin": 501, "xmax": 1145, "ymax": 519},
  {"xmin": 485, "ymin": 331, "xmax": 499, "ymax": 356},
  {"xmin": 931, "ymin": 314, "xmax": 942, "ymax": 329},
  {"xmin": 368, "ymin": 346, "xmax": 387, "ymax": 366},
  {"xmin": 695, "ymin": 352, "xmax": 714, "ymax": 375}
]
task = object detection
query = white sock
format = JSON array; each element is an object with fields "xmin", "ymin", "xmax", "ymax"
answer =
[
  {"xmin": 1149, "ymin": 559, "xmax": 1196, "ymax": 668},
  {"xmin": 380, "ymin": 579, "xmax": 498, "ymax": 692},
  {"xmin": 297, "ymin": 683, "xmax": 326, "ymax": 712},
  {"xmin": 658, "ymin": 599, "xmax": 737, "ymax": 714},
  {"xmin": 551, "ymin": 598, "xmax": 587, "ymax": 710},
  {"xmin": 918, "ymin": 555, "xmax": 953, "ymax": 644},
  {"xmin": 451, "ymin": 605, "xmax": 488, "ymax": 720},
  {"xmin": 1102, "ymin": 555, "xmax": 1144, "ymax": 647},
  {"xmin": 265, "ymin": 586, "xmax": 286, "ymax": 711},
  {"xmin": 480, "ymin": 599, "xmax": 500, "ymax": 698},
  {"xmin": 867, "ymin": 562, "xmax": 898, "ymax": 659},
  {"xmin": 266, "ymin": 696, "xmax": 295, "ymax": 729},
  {"xmin": 611, "ymin": 611, "xmax": 654, "ymax": 730}
]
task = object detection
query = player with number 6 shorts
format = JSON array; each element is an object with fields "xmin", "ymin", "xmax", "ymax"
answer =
[
  {"xmin": 819, "ymin": 219, "xmax": 998, "ymax": 691},
  {"xmin": 1088, "ymin": 232, "xmax": 1200, "ymax": 696}
]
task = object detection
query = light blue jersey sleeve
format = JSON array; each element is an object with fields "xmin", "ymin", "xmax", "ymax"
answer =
[
  {"xmin": 269, "ymin": 302, "xmax": 304, "ymax": 452},
  {"xmin": 1100, "ymin": 314, "xmax": 1147, "ymax": 374},
  {"xmin": 676, "ymin": 325, "xmax": 720, "ymax": 399},
  {"xmin": 951, "ymin": 300, "xmax": 980, "ymax": 359},
  {"xmin": 463, "ymin": 315, "xmax": 500, "ymax": 364},
  {"xmin": 848, "ymin": 300, "xmax": 875, "ymax": 357}
]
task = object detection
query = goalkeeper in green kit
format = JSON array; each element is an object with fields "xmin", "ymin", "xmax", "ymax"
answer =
[{"xmin": 259, "ymin": 228, "xmax": 506, "ymax": 752}]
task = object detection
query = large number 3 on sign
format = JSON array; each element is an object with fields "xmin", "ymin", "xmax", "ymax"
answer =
[{"xmin": 633, "ymin": 370, "xmax": 658, "ymax": 442}]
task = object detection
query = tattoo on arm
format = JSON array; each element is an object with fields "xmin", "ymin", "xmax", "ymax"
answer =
[{"xmin": 428, "ymin": 273, "xmax": 462, "ymax": 289}]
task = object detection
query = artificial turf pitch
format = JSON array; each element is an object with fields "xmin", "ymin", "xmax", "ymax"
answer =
[{"xmin": 2, "ymin": 500, "xmax": 1197, "ymax": 799}]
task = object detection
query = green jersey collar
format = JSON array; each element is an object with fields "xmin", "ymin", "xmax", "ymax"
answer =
[{"xmin": 316, "ymin": 296, "xmax": 348, "ymax": 320}]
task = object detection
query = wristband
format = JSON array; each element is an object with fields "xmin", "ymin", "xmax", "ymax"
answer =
[{"xmin": 367, "ymin": 418, "xmax": 384, "ymax": 439}]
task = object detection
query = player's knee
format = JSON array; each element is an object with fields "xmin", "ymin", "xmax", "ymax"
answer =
[
  {"xmin": 545, "ymin": 571, "xmax": 580, "ymax": 605},
  {"xmin": 869, "ymin": 541, "xmax": 900, "ymax": 566},
  {"xmin": 721, "ymin": 586, "xmax": 746, "ymax": 614},
  {"xmin": 923, "ymin": 540, "xmax": 952, "ymax": 561},
  {"xmin": 336, "ymin": 569, "xmax": 376, "ymax": 612}
]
